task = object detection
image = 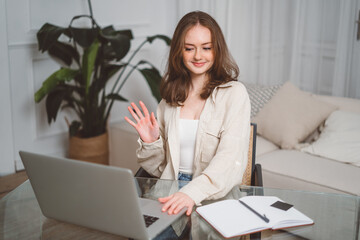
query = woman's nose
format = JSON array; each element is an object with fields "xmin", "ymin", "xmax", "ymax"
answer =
[{"xmin": 194, "ymin": 48, "xmax": 201, "ymax": 60}]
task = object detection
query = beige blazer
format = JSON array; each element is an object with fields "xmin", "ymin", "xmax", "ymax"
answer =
[{"xmin": 136, "ymin": 81, "xmax": 251, "ymax": 205}]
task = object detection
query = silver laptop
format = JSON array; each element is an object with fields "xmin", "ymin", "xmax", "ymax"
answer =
[{"xmin": 19, "ymin": 151, "xmax": 186, "ymax": 240}]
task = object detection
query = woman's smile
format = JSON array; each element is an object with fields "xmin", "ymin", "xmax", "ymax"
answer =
[{"xmin": 192, "ymin": 62, "xmax": 206, "ymax": 67}]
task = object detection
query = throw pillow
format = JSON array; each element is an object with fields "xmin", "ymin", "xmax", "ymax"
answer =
[
  {"xmin": 252, "ymin": 81, "xmax": 337, "ymax": 149},
  {"xmin": 301, "ymin": 110, "xmax": 360, "ymax": 167},
  {"xmin": 243, "ymin": 82, "xmax": 282, "ymax": 119}
]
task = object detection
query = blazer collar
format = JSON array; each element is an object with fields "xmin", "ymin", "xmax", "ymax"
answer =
[{"xmin": 210, "ymin": 81, "xmax": 234, "ymax": 103}]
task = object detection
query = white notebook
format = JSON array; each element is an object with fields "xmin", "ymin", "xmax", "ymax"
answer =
[{"xmin": 196, "ymin": 196, "xmax": 314, "ymax": 238}]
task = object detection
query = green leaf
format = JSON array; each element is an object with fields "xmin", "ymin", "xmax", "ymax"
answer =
[
  {"xmin": 48, "ymin": 42, "xmax": 80, "ymax": 66},
  {"xmin": 147, "ymin": 34, "xmax": 171, "ymax": 46},
  {"xmin": 106, "ymin": 93, "xmax": 128, "ymax": 102},
  {"xmin": 94, "ymin": 64, "xmax": 124, "ymax": 92},
  {"xmin": 61, "ymin": 102, "xmax": 75, "ymax": 110},
  {"xmin": 100, "ymin": 28, "xmax": 131, "ymax": 60},
  {"xmin": 102, "ymin": 64, "xmax": 125, "ymax": 80},
  {"xmin": 34, "ymin": 68, "xmax": 79, "ymax": 102},
  {"xmin": 138, "ymin": 60, "xmax": 149, "ymax": 66},
  {"xmin": 101, "ymin": 25, "xmax": 115, "ymax": 35},
  {"xmin": 116, "ymin": 29, "xmax": 133, "ymax": 40},
  {"xmin": 108, "ymin": 34, "xmax": 131, "ymax": 60},
  {"xmin": 82, "ymin": 40, "xmax": 100, "ymax": 95},
  {"xmin": 45, "ymin": 87, "xmax": 72, "ymax": 124},
  {"xmin": 101, "ymin": 26, "xmax": 133, "ymax": 39},
  {"xmin": 73, "ymin": 74, "xmax": 84, "ymax": 87},
  {"xmin": 138, "ymin": 67, "xmax": 162, "ymax": 102},
  {"xmin": 70, "ymin": 27, "xmax": 99, "ymax": 48},
  {"xmin": 69, "ymin": 121, "xmax": 82, "ymax": 136},
  {"xmin": 37, "ymin": 23, "xmax": 66, "ymax": 52}
]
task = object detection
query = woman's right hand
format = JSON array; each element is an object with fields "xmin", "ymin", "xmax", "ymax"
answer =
[{"xmin": 124, "ymin": 101, "xmax": 160, "ymax": 143}]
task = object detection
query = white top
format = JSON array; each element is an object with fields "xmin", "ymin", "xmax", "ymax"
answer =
[{"xmin": 179, "ymin": 119, "xmax": 199, "ymax": 174}]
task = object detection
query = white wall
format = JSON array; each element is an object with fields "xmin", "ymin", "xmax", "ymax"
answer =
[
  {"xmin": 0, "ymin": 0, "xmax": 16, "ymax": 175},
  {"xmin": 0, "ymin": 0, "xmax": 178, "ymax": 176}
]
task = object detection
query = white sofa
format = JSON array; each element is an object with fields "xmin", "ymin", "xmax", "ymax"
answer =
[{"xmin": 249, "ymin": 83, "xmax": 360, "ymax": 196}]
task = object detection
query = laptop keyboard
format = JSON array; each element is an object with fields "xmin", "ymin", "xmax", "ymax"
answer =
[{"xmin": 143, "ymin": 214, "xmax": 159, "ymax": 228}]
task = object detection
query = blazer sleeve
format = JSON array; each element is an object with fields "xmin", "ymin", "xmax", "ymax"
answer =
[
  {"xmin": 135, "ymin": 100, "xmax": 167, "ymax": 178},
  {"xmin": 179, "ymin": 83, "xmax": 251, "ymax": 205}
]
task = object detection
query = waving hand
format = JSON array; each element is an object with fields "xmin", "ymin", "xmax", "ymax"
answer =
[{"xmin": 124, "ymin": 101, "xmax": 160, "ymax": 143}]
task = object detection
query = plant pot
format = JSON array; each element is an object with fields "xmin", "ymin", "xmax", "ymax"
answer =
[{"xmin": 68, "ymin": 132, "xmax": 109, "ymax": 165}]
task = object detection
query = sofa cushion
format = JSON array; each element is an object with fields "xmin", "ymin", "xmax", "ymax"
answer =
[
  {"xmin": 255, "ymin": 136, "xmax": 279, "ymax": 157},
  {"xmin": 243, "ymin": 82, "xmax": 282, "ymax": 119},
  {"xmin": 301, "ymin": 110, "xmax": 360, "ymax": 167},
  {"xmin": 257, "ymin": 150, "xmax": 360, "ymax": 195},
  {"xmin": 315, "ymin": 95, "xmax": 360, "ymax": 113},
  {"xmin": 253, "ymin": 81, "xmax": 337, "ymax": 149}
]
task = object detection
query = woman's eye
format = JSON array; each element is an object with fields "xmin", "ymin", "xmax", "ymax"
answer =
[
  {"xmin": 203, "ymin": 47, "xmax": 212, "ymax": 51},
  {"xmin": 185, "ymin": 48, "xmax": 193, "ymax": 51}
]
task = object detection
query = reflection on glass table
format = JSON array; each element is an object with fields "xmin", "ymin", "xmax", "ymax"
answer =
[{"xmin": 0, "ymin": 177, "xmax": 359, "ymax": 240}]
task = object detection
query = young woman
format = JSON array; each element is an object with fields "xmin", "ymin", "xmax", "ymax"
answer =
[{"xmin": 125, "ymin": 11, "xmax": 250, "ymax": 218}]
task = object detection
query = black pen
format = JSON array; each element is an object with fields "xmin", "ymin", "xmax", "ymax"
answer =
[{"xmin": 239, "ymin": 200, "xmax": 270, "ymax": 223}]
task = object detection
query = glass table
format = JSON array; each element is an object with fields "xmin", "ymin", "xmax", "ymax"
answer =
[{"xmin": 0, "ymin": 178, "xmax": 359, "ymax": 239}]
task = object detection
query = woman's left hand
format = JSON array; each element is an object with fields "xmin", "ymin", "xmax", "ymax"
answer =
[{"xmin": 158, "ymin": 192, "xmax": 195, "ymax": 216}]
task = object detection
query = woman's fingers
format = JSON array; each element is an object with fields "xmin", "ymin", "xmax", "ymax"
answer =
[
  {"xmin": 158, "ymin": 195, "xmax": 173, "ymax": 203},
  {"xmin": 158, "ymin": 192, "xmax": 194, "ymax": 215},
  {"xmin": 159, "ymin": 195, "xmax": 175, "ymax": 212},
  {"xmin": 173, "ymin": 203, "xmax": 185, "ymax": 214},
  {"xmin": 124, "ymin": 101, "xmax": 160, "ymax": 143},
  {"xmin": 127, "ymin": 106, "xmax": 140, "ymax": 122},
  {"xmin": 185, "ymin": 202, "xmax": 194, "ymax": 216},
  {"xmin": 124, "ymin": 116, "xmax": 137, "ymax": 129},
  {"xmin": 150, "ymin": 112, "xmax": 158, "ymax": 128},
  {"xmin": 167, "ymin": 198, "xmax": 184, "ymax": 215},
  {"xmin": 131, "ymin": 102, "xmax": 144, "ymax": 119},
  {"xmin": 127, "ymin": 101, "xmax": 154, "ymax": 124},
  {"xmin": 139, "ymin": 101, "xmax": 150, "ymax": 119}
]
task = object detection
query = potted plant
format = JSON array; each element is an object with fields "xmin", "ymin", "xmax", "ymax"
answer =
[{"xmin": 34, "ymin": 1, "xmax": 170, "ymax": 164}]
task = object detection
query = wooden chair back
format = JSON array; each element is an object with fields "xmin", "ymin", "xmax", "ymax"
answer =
[{"xmin": 241, "ymin": 123, "xmax": 261, "ymax": 186}]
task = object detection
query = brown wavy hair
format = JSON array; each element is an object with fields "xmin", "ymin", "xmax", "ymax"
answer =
[{"xmin": 160, "ymin": 11, "xmax": 239, "ymax": 106}]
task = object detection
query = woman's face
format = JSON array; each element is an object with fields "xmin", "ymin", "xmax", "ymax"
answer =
[{"xmin": 182, "ymin": 24, "xmax": 214, "ymax": 79}]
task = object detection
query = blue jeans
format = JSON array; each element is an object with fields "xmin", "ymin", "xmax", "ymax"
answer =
[
  {"xmin": 153, "ymin": 173, "xmax": 192, "ymax": 240},
  {"xmin": 178, "ymin": 172, "xmax": 192, "ymax": 188}
]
